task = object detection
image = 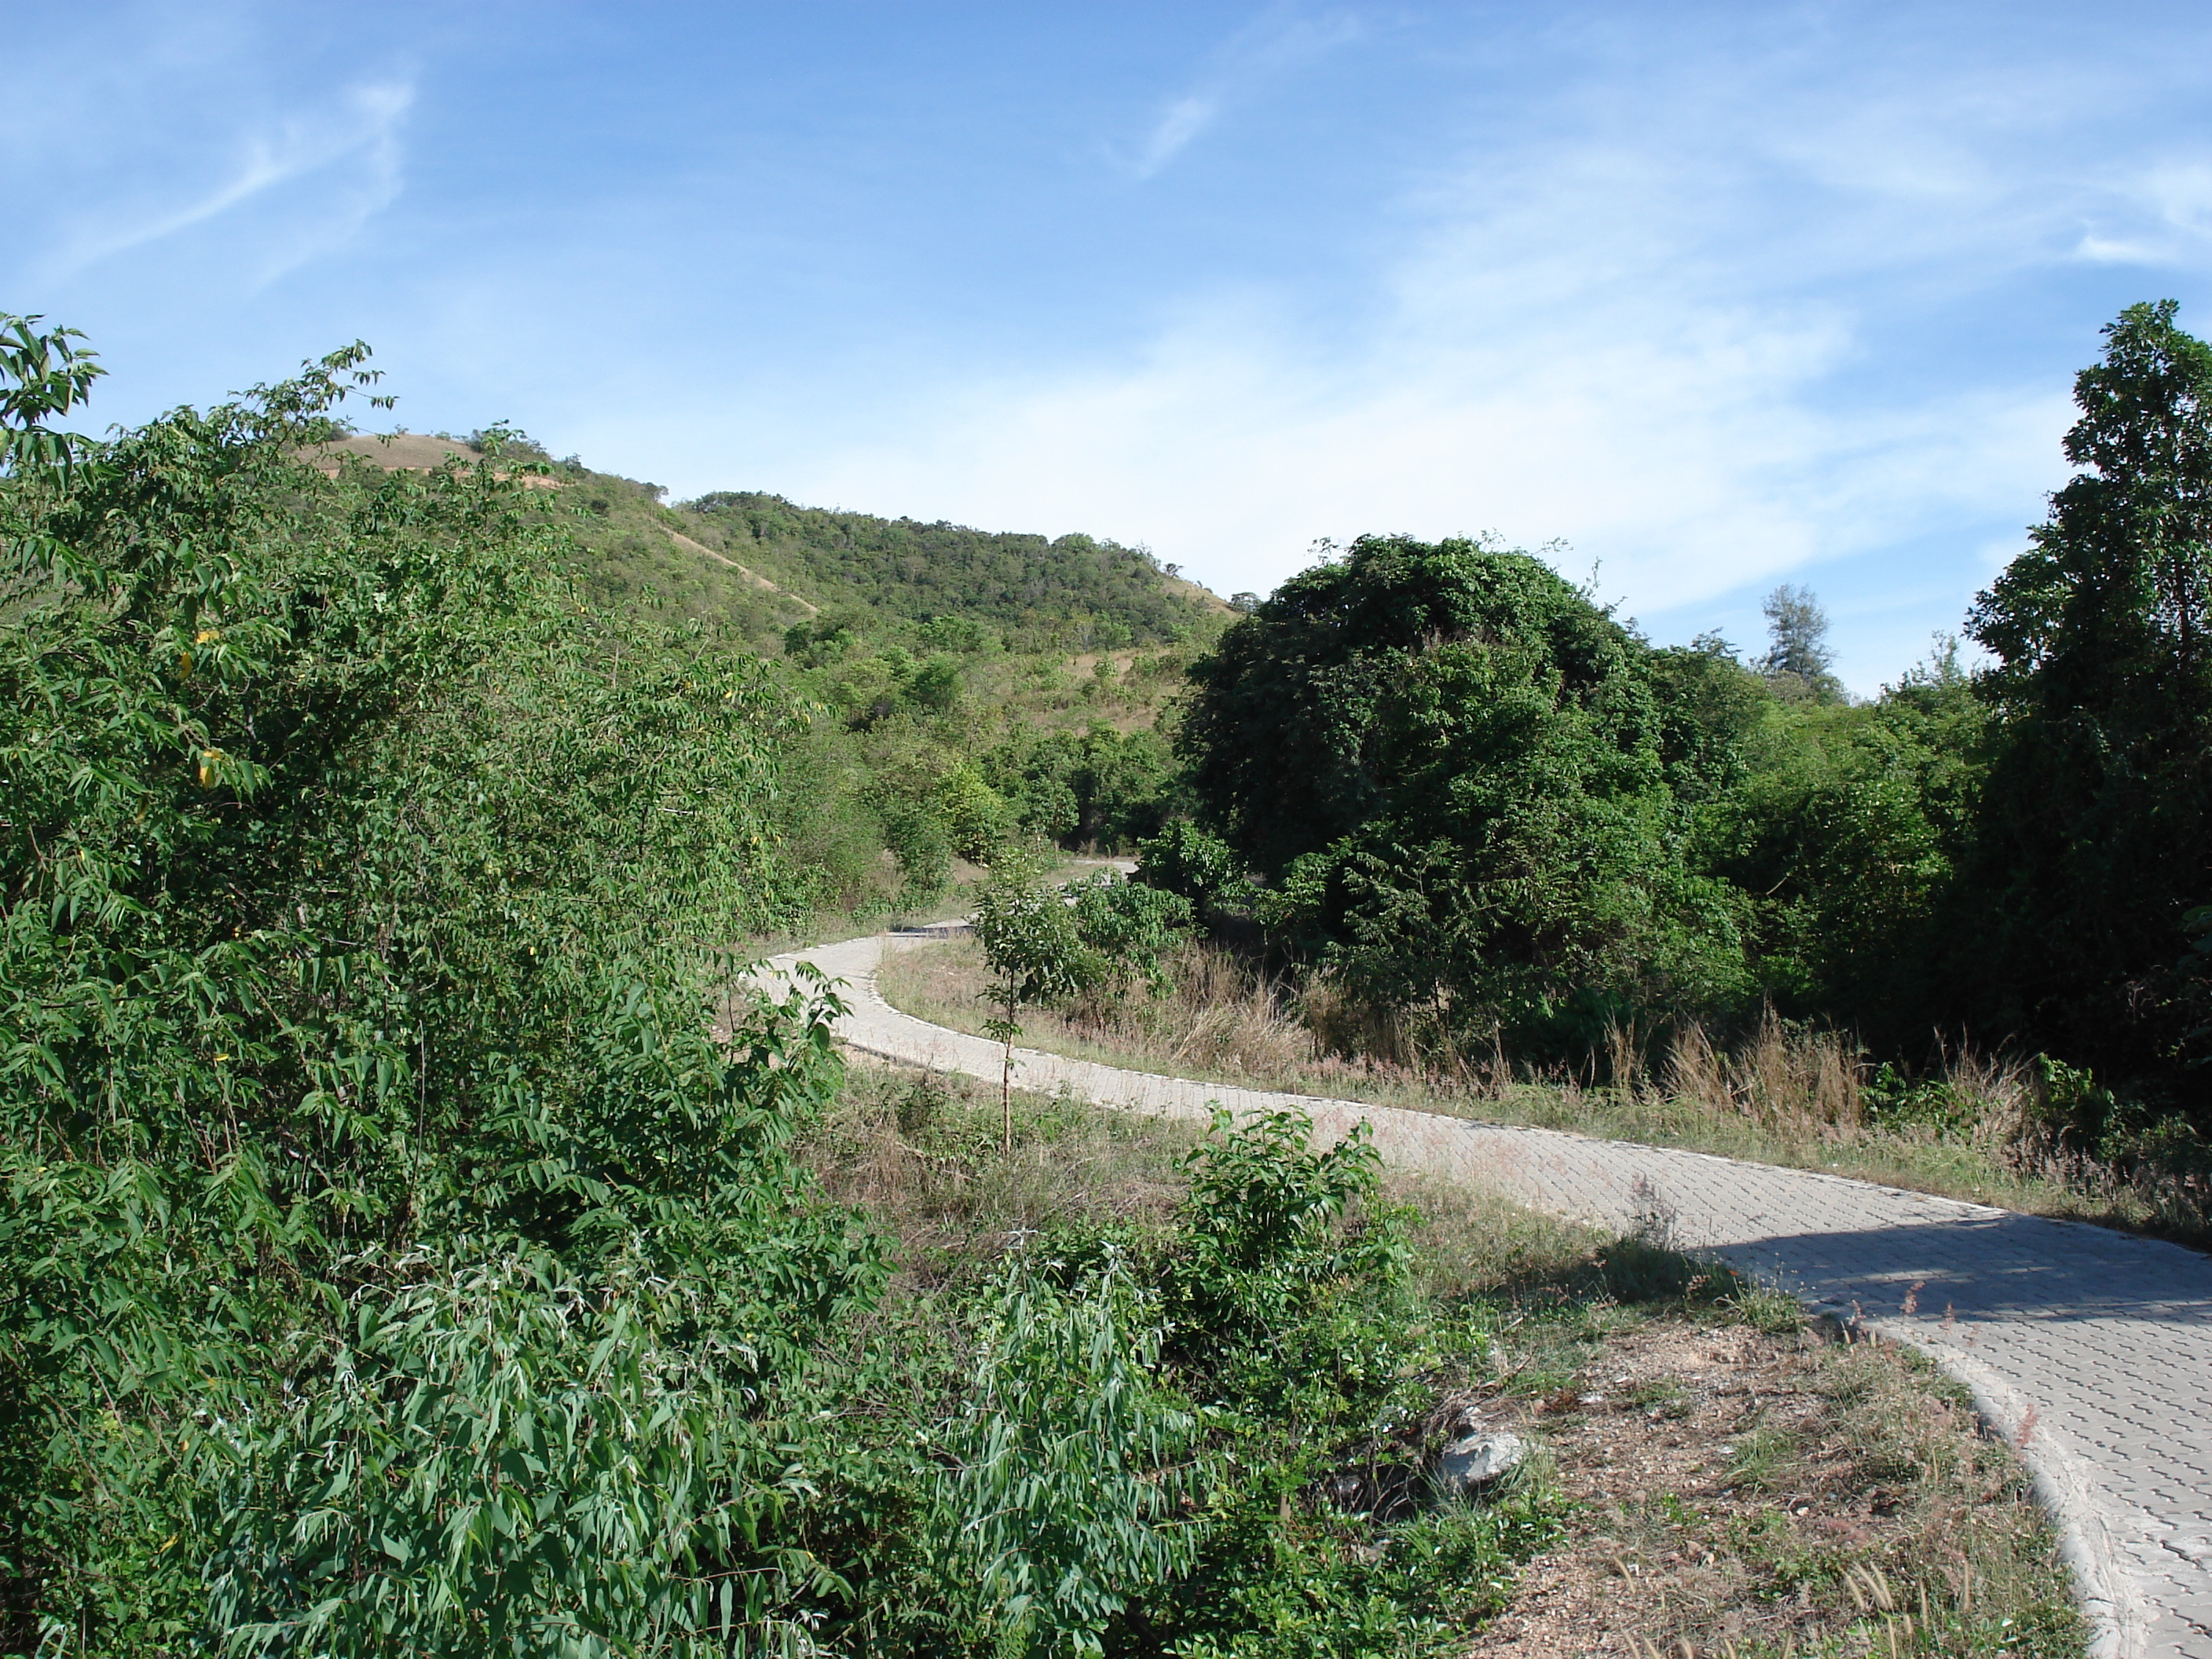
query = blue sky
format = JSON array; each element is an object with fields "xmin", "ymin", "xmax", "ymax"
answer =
[{"xmin": 9, "ymin": 2, "xmax": 2212, "ymax": 689}]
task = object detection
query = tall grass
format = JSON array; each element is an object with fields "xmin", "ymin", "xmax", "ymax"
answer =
[{"xmin": 877, "ymin": 936, "xmax": 2212, "ymax": 1244}]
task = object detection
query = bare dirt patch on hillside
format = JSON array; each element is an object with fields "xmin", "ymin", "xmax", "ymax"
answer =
[
  {"xmin": 1467, "ymin": 1316, "xmax": 2078, "ymax": 1657},
  {"xmin": 309, "ymin": 432, "xmax": 566, "ymax": 485}
]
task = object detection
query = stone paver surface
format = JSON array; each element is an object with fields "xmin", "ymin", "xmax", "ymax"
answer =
[{"xmin": 764, "ymin": 930, "xmax": 2212, "ymax": 1659}]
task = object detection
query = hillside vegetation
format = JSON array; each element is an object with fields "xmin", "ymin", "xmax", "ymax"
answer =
[
  {"xmin": 0, "ymin": 320, "xmax": 1594, "ymax": 1658},
  {"xmin": 1052, "ymin": 301, "xmax": 2207, "ymax": 1221},
  {"xmin": 0, "ymin": 301, "xmax": 2170, "ymax": 1656},
  {"xmin": 309, "ymin": 427, "xmax": 1225, "ymax": 928},
  {"xmin": 320, "ymin": 430, "xmax": 1223, "ymax": 657}
]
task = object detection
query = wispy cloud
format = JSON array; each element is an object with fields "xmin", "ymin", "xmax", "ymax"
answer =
[
  {"xmin": 792, "ymin": 20, "xmax": 2203, "ymax": 687},
  {"xmin": 1135, "ymin": 95, "xmax": 1221, "ymax": 176},
  {"xmin": 32, "ymin": 78, "xmax": 413, "ymax": 285},
  {"xmin": 2073, "ymin": 161, "xmax": 2212, "ymax": 265},
  {"xmin": 1125, "ymin": 5, "xmax": 1362, "ymax": 178}
]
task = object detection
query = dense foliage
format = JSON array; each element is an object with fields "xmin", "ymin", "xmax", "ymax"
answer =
[
  {"xmin": 1177, "ymin": 537, "xmax": 1752, "ymax": 1057},
  {"xmin": 308, "ymin": 434, "xmax": 1212, "ymax": 919},
  {"xmin": 1956, "ymin": 299, "xmax": 2212, "ymax": 1089},
  {"xmin": 0, "ymin": 323, "xmax": 880, "ymax": 1654},
  {"xmin": 14, "ymin": 293, "xmax": 2196, "ymax": 1652},
  {"xmin": 687, "ymin": 491, "xmax": 1209, "ymax": 651},
  {"xmin": 0, "ymin": 322, "xmax": 1561, "ymax": 1657},
  {"xmin": 1173, "ymin": 302, "xmax": 2212, "ymax": 1129}
]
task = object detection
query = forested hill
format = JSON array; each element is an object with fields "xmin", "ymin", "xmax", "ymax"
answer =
[
  {"xmin": 319, "ymin": 433, "xmax": 1225, "ymax": 651},
  {"xmin": 688, "ymin": 490, "xmax": 1224, "ymax": 645}
]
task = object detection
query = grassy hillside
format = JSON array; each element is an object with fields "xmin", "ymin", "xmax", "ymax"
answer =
[
  {"xmin": 320, "ymin": 431, "xmax": 1225, "ymax": 654},
  {"xmin": 319, "ymin": 429, "xmax": 1222, "ymax": 928},
  {"xmin": 686, "ymin": 489, "xmax": 1222, "ymax": 648}
]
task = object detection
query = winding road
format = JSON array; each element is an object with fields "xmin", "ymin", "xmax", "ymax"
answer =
[{"xmin": 765, "ymin": 927, "xmax": 2212, "ymax": 1659}]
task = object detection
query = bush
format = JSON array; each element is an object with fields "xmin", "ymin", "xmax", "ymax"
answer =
[
  {"xmin": 1135, "ymin": 821, "xmax": 1258, "ymax": 933},
  {"xmin": 0, "ymin": 324, "xmax": 875, "ymax": 1654},
  {"xmin": 882, "ymin": 803, "xmax": 954, "ymax": 902},
  {"xmin": 1068, "ymin": 872, "xmax": 1195, "ymax": 994}
]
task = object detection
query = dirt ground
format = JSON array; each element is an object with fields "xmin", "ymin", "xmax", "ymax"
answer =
[{"xmin": 1464, "ymin": 1316, "xmax": 2078, "ymax": 1658}]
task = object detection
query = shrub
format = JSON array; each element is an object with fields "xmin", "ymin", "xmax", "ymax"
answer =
[{"xmin": 1134, "ymin": 822, "xmax": 1257, "ymax": 933}]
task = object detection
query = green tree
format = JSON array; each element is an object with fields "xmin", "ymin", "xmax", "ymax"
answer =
[
  {"xmin": 1134, "ymin": 822, "xmax": 1257, "ymax": 935},
  {"xmin": 1701, "ymin": 642, "xmax": 1987, "ymax": 1029},
  {"xmin": 0, "ymin": 323, "xmax": 873, "ymax": 1653},
  {"xmin": 1068, "ymin": 871, "xmax": 1193, "ymax": 996},
  {"xmin": 938, "ymin": 1257, "xmax": 1197, "ymax": 1656},
  {"xmin": 910, "ymin": 650, "xmax": 965, "ymax": 711},
  {"xmin": 1180, "ymin": 536, "xmax": 1751, "ymax": 1058},
  {"xmin": 0, "ymin": 313, "xmax": 104, "ymax": 478},
  {"xmin": 939, "ymin": 761, "xmax": 1013, "ymax": 862},
  {"xmin": 1757, "ymin": 584, "xmax": 1848, "ymax": 704},
  {"xmin": 984, "ymin": 723, "xmax": 1180, "ymax": 851},
  {"xmin": 971, "ymin": 859, "xmax": 1097, "ymax": 1152},
  {"xmin": 1962, "ymin": 299, "xmax": 2212, "ymax": 1093}
]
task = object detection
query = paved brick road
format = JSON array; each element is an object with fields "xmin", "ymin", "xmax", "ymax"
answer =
[{"xmin": 765, "ymin": 930, "xmax": 2212, "ymax": 1659}]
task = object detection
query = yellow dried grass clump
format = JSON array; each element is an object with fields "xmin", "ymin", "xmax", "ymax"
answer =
[
  {"xmin": 1657, "ymin": 1012, "xmax": 1863, "ymax": 1137},
  {"xmin": 875, "ymin": 934, "xmax": 2209, "ymax": 1240}
]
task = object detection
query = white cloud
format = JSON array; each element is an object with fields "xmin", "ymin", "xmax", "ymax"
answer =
[
  {"xmin": 786, "ymin": 298, "xmax": 2064, "ymax": 636},
  {"xmin": 31, "ymin": 79, "xmax": 413, "ymax": 285},
  {"xmin": 1122, "ymin": 5, "xmax": 1362, "ymax": 178},
  {"xmin": 1135, "ymin": 96, "xmax": 1221, "ymax": 176},
  {"xmin": 790, "ymin": 51, "xmax": 2093, "ymax": 633},
  {"xmin": 2065, "ymin": 160, "xmax": 2212, "ymax": 266},
  {"xmin": 2075, "ymin": 233, "xmax": 2165, "ymax": 264}
]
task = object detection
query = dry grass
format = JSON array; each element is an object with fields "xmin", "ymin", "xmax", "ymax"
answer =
[
  {"xmin": 800, "ymin": 1063, "xmax": 1197, "ymax": 1275},
  {"xmin": 801, "ymin": 1068, "xmax": 2084, "ymax": 1657},
  {"xmin": 876, "ymin": 936, "xmax": 2211, "ymax": 1245},
  {"xmin": 1474, "ymin": 1317, "xmax": 2083, "ymax": 1657},
  {"xmin": 1659, "ymin": 1013, "xmax": 1865, "ymax": 1137}
]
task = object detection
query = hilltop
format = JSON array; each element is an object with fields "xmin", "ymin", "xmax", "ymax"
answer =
[{"xmin": 318, "ymin": 430, "xmax": 1229, "ymax": 654}]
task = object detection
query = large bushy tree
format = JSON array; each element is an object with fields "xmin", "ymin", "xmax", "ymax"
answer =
[
  {"xmin": 0, "ymin": 320, "xmax": 881, "ymax": 1653},
  {"xmin": 1961, "ymin": 299, "xmax": 2212, "ymax": 1092},
  {"xmin": 1178, "ymin": 536, "xmax": 1752, "ymax": 1058},
  {"xmin": 1701, "ymin": 644, "xmax": 1987, "ymax": 1036}
]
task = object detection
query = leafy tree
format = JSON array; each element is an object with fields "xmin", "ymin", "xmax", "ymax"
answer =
[
  {"xmin": 1701, "ymin": 642, "xmax": 1987, "ymax": 1030},
  {"xmin": 1961, "ymin": 299, "xmax": 2212, "ymax": 1093},
  {"xmin": 1067, "ymin": 871, "xmax": 1194, "ymax": 996},
  {"xmin": 1645, "ymin": 632, "xmax": 1773, "ymax": 807},
  {"xmin": 972, "ymin": 859, "xmax": 1097, "ymax": 1151},
  {"xmin": 0, "ymin": 313, "xmax": 104, "ymax": 478},
  {"xmin": 1757, "ymin": 584, "xmax": 1848, "ymax": 704},
  {"xmin": 786, "ymin": 615, "xmax": 858, "ymax": 665},
  {"xmin": 938, "ymin": 1257, "xmax": 1197, "ymax": 1656},
  {"xmin": 909, "ymin": 650, "xmax": 965, "ymax": 711},
  {"xmin": 1180, "ymin": 537, "xmax": 1652, "ymax": 877},
  {"xmin": 984, "ymin": 723, "xmax": 1179, "ymax": 851},
  {"xmin": 0, "ymin": 323, "xmax": 873, "ymax": 1653},
  {"xmin": 938, "ymin": 761, "xmax": 1013, "ymax": 862},
  {"xmin": 1135, "ymin": 822, "xmax": 1258, "ymax": 935},
  {"xmin": 1181, "ymin": 536, "xmax": 1752, "ymax": 1057},
  {"xmin": 883, "ymin": 802, "xmax": 955, "ymax": 902}
]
